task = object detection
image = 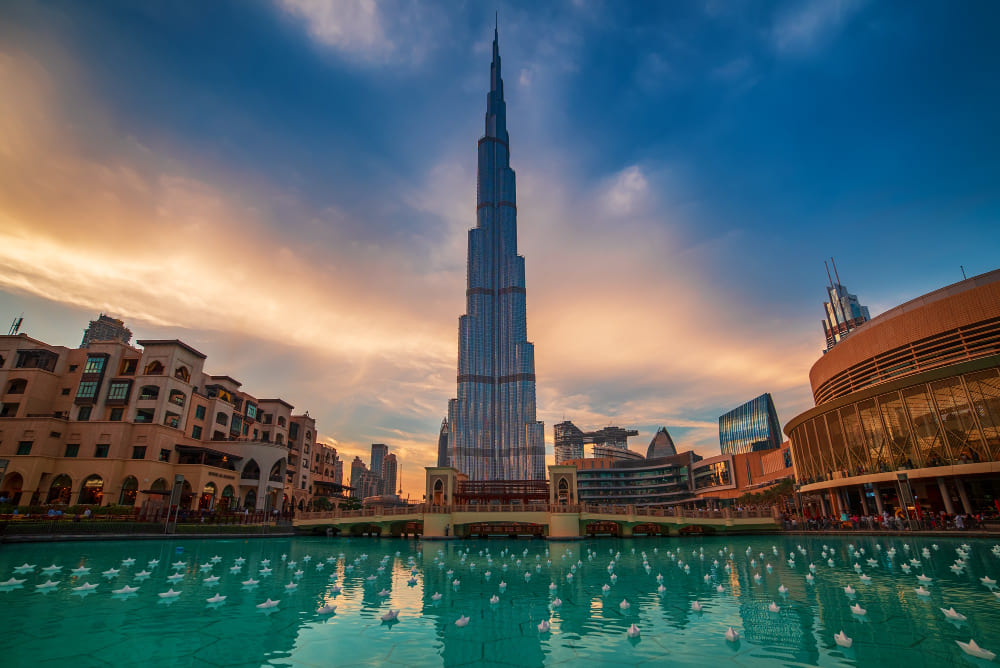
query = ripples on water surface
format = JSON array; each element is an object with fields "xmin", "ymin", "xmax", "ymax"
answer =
[{"xmin": 2, "ymin": 535, "xmax": 1000, "ymax": 667}]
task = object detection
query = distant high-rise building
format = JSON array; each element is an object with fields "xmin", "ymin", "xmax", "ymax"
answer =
[
  {"xmin": 554, "ymin": 421, "xmax": 641, "ymax": 463},
  {"xmin": 370, "ymin": 443, "xmax": 388, "ymax": 482},
  {"xmin": 446, "ymin": 27, "xmax": 545, "ymax": 481},
  {"xmin": 382, "ymin": 453, "xmax": 398, "ymax": 497},
  {"xmin": 554, "ymin": 421, "xmax": 585, "ymax": 463},
  {"xmin": 349, "ymin": 457, "xmax": 368, "ymax": 497},
  {"xmin": 646, "ymin": 427, "xmax": 678, "ymax": 459},
  {"xmin": 436, "ymin": 419, "xmax": 449, "ymax": 467},
  {"xmin": 719, "ymin": 393, "xmax": 782, "ymax": 456},
  {"xmin": 81, "ymin": 314, "xmax": 132, "ymax": 348},
  {"xmin": 822, "ymin": 259, "xmax": 870, "ymax": 351}
]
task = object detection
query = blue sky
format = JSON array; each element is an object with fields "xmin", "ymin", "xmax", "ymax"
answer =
[{"xmin": 1, "ymin": 1, "xmax": 997, "ymax": 496}]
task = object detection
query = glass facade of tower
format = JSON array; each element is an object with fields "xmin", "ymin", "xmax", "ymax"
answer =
[
  {"xmin": 719, "ymin": 393, "xmax": 782, "ymax": 456},
  {"xmin": 446, "ymin": 29, "xmax": 545, "ymax": 481}
]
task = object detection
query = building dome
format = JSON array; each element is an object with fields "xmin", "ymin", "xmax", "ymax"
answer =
[{"xmin": 646, "ymin": 427, "xmax": 677, "ymax": 459}]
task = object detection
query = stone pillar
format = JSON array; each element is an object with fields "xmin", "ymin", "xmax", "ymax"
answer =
[
  {"xmin": 422, "ymin": 512, "xmax": 451, "ymax": 539},
  {"xmin": 548, "ymin": 512, "xmax": 581, "ymax": 540},
  {"xmin": 937, "ymin": 477, "xmax": 956, "ymax": 515},
  {"xmin": 955, "ymin": 478, "xmax": 973, "ymax": 514}
]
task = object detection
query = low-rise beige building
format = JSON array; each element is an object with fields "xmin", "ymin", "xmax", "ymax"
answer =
[{"xmin": 0, "ymin": 327, "xmax": 342, "ymax": 513}]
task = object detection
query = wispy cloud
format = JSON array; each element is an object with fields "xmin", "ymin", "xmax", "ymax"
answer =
[
  {"xmin": 771, "ymin": 0, "xmax": 864, "ymax": 54},
  {"xmin": 276, "ymin": 0, "xmax": 449, "ymax": 66}
]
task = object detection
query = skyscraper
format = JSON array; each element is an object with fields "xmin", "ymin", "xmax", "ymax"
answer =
[
  {"xmin": 446, "ymin": 28, "xmax": 546, "ymax": 481},
  {"xmin": 718, "ymin": 393, "xmax": 782, "ymax": 455},
  {"xmin": 822, "ymin": 259, "xmax": 870, "ymax": 351},
  {"xmin": 381, "ymin": 453, "xmax": 398, "ymax": 497},
  {"xmin": 370, "ymin": 443, "xmax": 388, "ymax": 482}
]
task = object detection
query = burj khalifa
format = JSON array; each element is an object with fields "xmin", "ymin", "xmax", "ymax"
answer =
[{"xmin": 446, "ymin": 28, "xmax": 546, "ymax": 481}]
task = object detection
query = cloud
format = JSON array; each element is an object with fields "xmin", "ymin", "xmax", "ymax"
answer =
[
  {"xmin": 771, "ymin": 0, "xmax": 864, "ymax": 54},
  {"xmin": 600, "ymin": 165, "xmax": 649, "ymax": 216},
  {"xmin": 276, "ymin": 0, "xmax": 448, "ymax": 66}
]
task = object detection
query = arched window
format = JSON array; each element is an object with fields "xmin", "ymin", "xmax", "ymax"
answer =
[
  {"xmin": 244, "ymin": 489, "xmax": 257, "ymax": 510},
  {"xmin": 5, "ymin": 378, "xmax": 27, "ymax": 395},
  {"xmin": 219, "ymin": 485, "xmax": 235, "ymax": 510},
  {"xmin": 180, "ymin": 480, "xmax": 193, "ymax": 509},
  {"xmin": 48, "ymin": 474, "xmax": 73, "ymax": 504},
  {"xmin": 143, "ymin": 360, "xmax": 164, "ymax": 375},
  {"xmin": 78, "ymin": 474, "xmax": 104, "ymax": 505},
  {"xmin": 168, "ymin": 389, "xmax": 186, "ymax": 407},
  {"xmin": 1, "ymin": 472, "xmax": 24, "ymax": 505},
  {"xmin": 150, "ymin": 477, "xmax": 168, "ymax": 491},
  {"xmin": 433, "ymin": 479, "xmax": 444, "ymax": 505},
  {"xmin": 200, "ymin": 482, "xmax": 216, "ymax": 510},
  {"xmin": 242, "ymin": 459, "xmax": 260, "ymax": 480},
  {"xmin": 138, "ymin": 385, "xmax": 160, "ymax": 400},
  {"xmin": 119, "ymin": 476, "xmax": 139, "ymax": 506},
  {"xmin": 174, "ymin": 366, "xmax": 190, "ymax": 382},
  {"xmin": 269, "ymin": 460, "xmax": 284, "ymax": 482}
]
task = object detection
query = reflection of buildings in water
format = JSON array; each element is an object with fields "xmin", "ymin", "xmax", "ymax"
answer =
[{"xmin": 737, "ymin": 600, "xmax": 819, "ymax": 664}]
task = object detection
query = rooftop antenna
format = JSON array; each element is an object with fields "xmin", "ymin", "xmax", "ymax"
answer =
[
  {"xmin": 8, "ymin": 314, "xmax": 23, "ymax": 336},
  {"xmin": 831, "ymin": 257, "xmax": 842, "ymax": 286},
  {"xmin": 961, "ymin": 265, "xmax": 967, "ymax": 280}
]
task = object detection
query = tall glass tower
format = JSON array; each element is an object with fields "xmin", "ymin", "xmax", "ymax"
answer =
[{"xmin": 446, "ymin": 28, "xmax": 546, "ymax": 481}]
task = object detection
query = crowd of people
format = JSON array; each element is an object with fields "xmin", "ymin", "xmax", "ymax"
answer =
[{"xmin": 783, "ymin": 509, "xmax": 990, "ymax": 532}]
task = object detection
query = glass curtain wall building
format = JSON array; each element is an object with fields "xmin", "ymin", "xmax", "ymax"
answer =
[
  {"xmin": 822, "ymin": 259, "xmax": 870, "ymax": 352},
  {"xmin": 446, "ymin": 29, "xmax": 545, "ymax": 481},
  {"xmin": 719, "ymin": 393, "xmax": 782, "ymax": 455}
]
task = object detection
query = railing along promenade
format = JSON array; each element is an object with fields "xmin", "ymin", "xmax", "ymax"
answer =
[{"xmin": 296, "ymin": 504, "xmax": 774, "ymax": 521}]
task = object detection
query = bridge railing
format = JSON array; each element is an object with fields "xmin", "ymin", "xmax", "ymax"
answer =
[{"xmin": 296, "ymin": 504, "xmax": 777, "ymax": 522}]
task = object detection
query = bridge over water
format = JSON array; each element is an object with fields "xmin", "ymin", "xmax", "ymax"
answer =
[{"xmin": 294, "ymin": 504, "xmax": 780, "ymax": 539}]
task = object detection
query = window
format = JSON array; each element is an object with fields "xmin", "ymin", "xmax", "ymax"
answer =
[
  {"xmin": 84, "ymin": 356, "xmax": 106, "ymax": 373},
  {"xmin": 138, "ymin": 385, "xmax": 159, "ymax": 400},
  {"xmin": 76, "ymin": 381, "xmax": 98, "ymax": 400},
  {"xmin": 242, "ymin": 423, "xmax": 249, "ymax": 436},
  {"xmin": 215, "ymin": 412, "xmax": 228, "ymax": 426},
  {"xmin": 0, "ymin": 403, "xmax": 18, "ymax": 418},
  {"xmin": 174, "ymin": 366, "xmax": 190, "ymax": 382},
  {"xmin": 168, "ymin": 390, "xmax": 186, "ymax": 407},
  {"xmin": 6, "ymin": 379, "xmax": 27, "ymax": 394},
  {"xmin": 65, "ymin": 443, "xmax": 79, "ymax": 457},
  {"xmin": 143, "ymin": 360, "xmax": 164, "ymax": 375},
  {"xmin": 164, "ymin": 411, "xmax": 180, "ymax": 428},
  {"xmin": 195, "ymin": 405, "xmax": 206, "ymax": 420},
  {"xmin": 16, "ymin": 441, "xmax": 32, "ymax": 455},
  {"xmin": 135, "ymin": 408, "xmax": 154, "ymax": 423},
  {"xmin": 132, "ymin": 446, "xmax": 147, "ymax": 460},
  {"xmin": 95, "ymin": 443, "xmax": 110, "ymax": 458},
  {"xmin": 61, "ymin": 388, "xmax": 70, "ymax": 396},
  {"xmin": 159, "ymin": 448, "xmax": 171, "ymax": 462},
  {"xmin": 278, "ymin": 416, "xmax": 287, "ymax": 427},
  {"xmin": 119, "ymin": 358, "xmax": 137, "ymax": 375},
  {"xmin": 253, "ymin": 429, "xmax": 259, "ymax": 440},
  {"xmin": 77, "ymin": 406, "xmax": 92, "ymax": 421},
  {"xmin": 107, "ymin": 380, "xmax": 131, "ymax": 402},
  {"xmin": 109, "ymin": 407, "xmax": 124, "ymax": 421},
  {"xmin": 192, "ymin": 425, "xmax": 203, "ymax": 439},
  {"xmin": 69, "ymin": 364, "xmax": 78, "ymax": 372}
]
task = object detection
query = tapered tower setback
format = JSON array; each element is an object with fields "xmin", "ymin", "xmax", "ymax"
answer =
[{"xmin": 446, "ymin": 29, "xmax": 546, "ymax": 481}]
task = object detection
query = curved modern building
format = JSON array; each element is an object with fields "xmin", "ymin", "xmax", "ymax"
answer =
[{"xmin": 785, "ymin": 269, "xmax": 1000, "ymax": 518}]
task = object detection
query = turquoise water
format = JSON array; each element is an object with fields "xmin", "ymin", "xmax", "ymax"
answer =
[{"xmin": 1, "ymin": 535, "xmax": 1000, "ymax": 667}]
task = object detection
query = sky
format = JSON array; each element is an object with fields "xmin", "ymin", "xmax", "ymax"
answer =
[{"xmin": 1, "ymin": 1, "xmax": 998, "ymax": 499}]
